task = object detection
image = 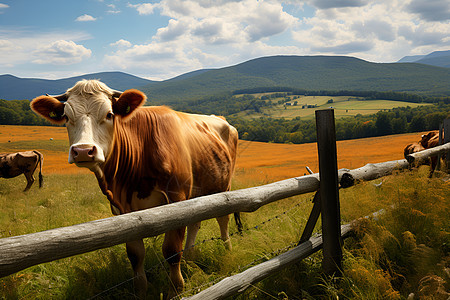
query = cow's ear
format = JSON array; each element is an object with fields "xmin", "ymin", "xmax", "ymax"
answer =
[
  {"xmin": 30, "ymin": 96, "xmax": 66, "ymax": 124},
  {"xmin": 113, "ymin": 89, "xmax": 146, "ymax": 118}
]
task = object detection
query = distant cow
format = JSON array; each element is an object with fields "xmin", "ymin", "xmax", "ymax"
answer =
[
  {"xmin": 404, "ymin": 142, "xmax": 425, "ymax": 159},
  {"xmin": 30, "ymin": 80, "xmax": 238, "ymax": 298},
  {"xmin": 0, "ymin": 151, "xmax": 44, "ymax": 191},
  {"xmin": 420, "ymin": 130, "xmax": 441, "ymax": 149},
  {"xmin": 404, "ymin": 130, "xmax": 445, "ymax": 176}
]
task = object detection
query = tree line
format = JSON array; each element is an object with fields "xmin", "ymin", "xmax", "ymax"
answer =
[
  {"xmin": 1, "ymin": 94, "xmax": 449, "ymax": 145},
  {"xmin": 0, "ymin": 99, "xmax": 50, "ymax": 126},
  {"xmin": 228, "ymin": 103, "xmax": 450, "ymax": 144}
]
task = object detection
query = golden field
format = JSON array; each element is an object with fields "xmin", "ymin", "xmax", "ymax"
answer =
[{"xmin": 0, "ymin": 125, "xmax": 425, "ymax": 181}]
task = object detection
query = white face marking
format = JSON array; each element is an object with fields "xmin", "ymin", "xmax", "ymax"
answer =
[{"xmin": 64, "ymin": 92, "xmax": 115, "ymax": 169}]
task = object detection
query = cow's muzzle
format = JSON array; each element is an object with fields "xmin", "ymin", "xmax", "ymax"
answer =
[{"xmin": 70, "ymin": 144, "xmax": 100, "ymax": 165}]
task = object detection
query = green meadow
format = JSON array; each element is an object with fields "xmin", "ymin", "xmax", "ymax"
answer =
[{"xmin": 233, "ymin": 95, "xmax": 431, "ymax": 120}]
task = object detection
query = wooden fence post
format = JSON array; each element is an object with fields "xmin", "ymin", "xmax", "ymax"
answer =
[
  {"xmin": 437, "ymin": 123, "xmax": 443, "ymax": 171},
  {"xmin": 315, "ymin": 109, "xmax": 342, "ymax": 275},
  {"xmin": 444, "ymin": 118, "xmax": 450, "ymax": 168}
]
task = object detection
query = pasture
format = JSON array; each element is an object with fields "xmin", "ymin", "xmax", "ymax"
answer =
[
  {"xmin": 232, "ymin": 95, "xmax": 430, "ymax": 120},
  {"xmin": 0, "ymin": 125, "xmax": 449, "ymax": 299}
]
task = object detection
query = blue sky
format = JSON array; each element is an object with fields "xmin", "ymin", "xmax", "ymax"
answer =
[{"xmin": 0, "ymin": 0, "xmax": 449, "ymax": 80}]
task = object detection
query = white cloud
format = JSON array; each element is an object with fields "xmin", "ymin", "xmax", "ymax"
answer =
[
  {"xmin": 156, "ymin": 19, "xmax": 189, "ymax": 41},
  {"xmin": 128, "ymin": 3, "xmax": 158, "ymax": 15},
  {"xmin": 104, "ymin": 41, "xmax": 204, "ymax": 79},
  {"xmin": 0, "ymin": 39, "xmax": 16, "ymax": 51},
  {"xmin": 0, "ymin": 30, "xmax": 92, "ymax": 70},
  {"xmin": 108, "ymin": 0, "xmax": 301, "ymax": 79},
  {"xmin": 149, "ymin": 0, "xmax": 298, "ymax": 44},
  {"xmin": 75, "ymin": 14, "xmax": 97, "ymax": 22},
  {"xmin": 110, "ymin": 39, "xmax": 132, "ymax": 48},
  {"xmin": 6, "ymin": 0, "xmax": 448, "ymax": 79},
  {"xmin": 107, "ymin": 4, "xmax": 121, "ymax": 14},
  {"xmin": 291, "ymin": 0, "xmax": 450, "ymax": 62},
  {"xmin": 32, "ymin": 40, "xmax": 92, "ymax": 65}
]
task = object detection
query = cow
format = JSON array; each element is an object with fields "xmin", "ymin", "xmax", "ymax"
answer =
[
  {"xmin": 0, "ymin": 150, "xmax": 43, "ymax": 191},
  {"xmin": 420, "ymin": 130, "xmax": 442, "ymax": 149},
  {"xmin": 404, "ymin": 130, "xmax": 445, "ymax": 176},
  {"xmin": 404, "ymin": 142, "xmax": 425, "ymax": 159},
  {"xmin": 30, "ymin": 79, "xmax": 239, "ymax": 298}
]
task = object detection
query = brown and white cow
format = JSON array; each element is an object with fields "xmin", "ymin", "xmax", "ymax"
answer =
[
  {"xmin": 30, "ymin": 80, "xmax": 238, "ymax": 298},
  {"xmin": 0, "ymin": 150, "xmax": 44, "ymax": 191}
]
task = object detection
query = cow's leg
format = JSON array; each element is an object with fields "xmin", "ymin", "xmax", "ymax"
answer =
[
  {"xmin": 429, "ymin": 156, "xmax": 438, "ymax": 178},
  {"xmin": 23, "ymin": 171, "xmax": 35, "ymax": 192},
  {"xmin": 126, "ymin": 239, "xmax": 147, "ymax": 299},
  {"xmin": 184, "ymin": 222, "xmax": 201, "ymax": 259},
  {"xmin": 216, "ymin": 214, "xmax": 232, "ymax": 250},
  {"xmin": 162, "ymin": 227, "xmax": 185, "ymax": 298}
]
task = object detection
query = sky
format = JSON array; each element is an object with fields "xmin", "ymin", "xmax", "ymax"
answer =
[{"xmin": 0, "ymin": 0, "xmax": 449, "ymax": 81}]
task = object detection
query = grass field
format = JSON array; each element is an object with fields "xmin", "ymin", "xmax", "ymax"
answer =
[
  {"xmin": 232, "ymin": 95, "xmax": 431, "ymax": 120},
  {"xmin": 0, "ymin": 125, "xmax": 448, "ymax": 299}
]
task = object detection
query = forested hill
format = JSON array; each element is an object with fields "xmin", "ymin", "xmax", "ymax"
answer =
[
  {"xmin": 2, "ymin": 55, "xmax": 450, "ymax": 102},
  {"xmin": 141, "ymin": 56, "xmax": 450, "ymax": 104}
]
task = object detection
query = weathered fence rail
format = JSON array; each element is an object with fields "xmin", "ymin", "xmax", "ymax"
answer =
[
  {"xmin": 0, "ymin": 174, "xmax": 318, "ymax": 277},
  {"xmin": 0, "ymin": 142, "xmax": 448, "ymax": 279}
]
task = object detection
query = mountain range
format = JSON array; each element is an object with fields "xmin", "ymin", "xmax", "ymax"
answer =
[
  {"xmin": 0, "ymin": 72, "xmax": 154, "ymax": 101},
  {"xmin": 397, "ymin": 50, "xmax": 450, "ymax": 68},
  {"xmin": 1, "ymin": 53, "xmax": 449, "ymax": 102}
]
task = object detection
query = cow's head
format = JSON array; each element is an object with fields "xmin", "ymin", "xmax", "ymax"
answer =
[{"xmin": 31, "ymin": 80, "xmax": 146, "ymax": 171}]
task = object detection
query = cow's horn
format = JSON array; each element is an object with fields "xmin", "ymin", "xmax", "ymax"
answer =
[{"xmin": 46, "ymin": 93, "xmax": 68, "ymax": 102}]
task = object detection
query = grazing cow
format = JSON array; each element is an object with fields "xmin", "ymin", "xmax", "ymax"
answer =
[
  {"xmin": 0, "ymin": 150, "xmax": 43, "ymax": 191},
  {"xmin": 405, "ymin": 130, "xmax": 445, "ymax": 176},
  {"xmin": 404, "ymin": 142, "xmax": 425, "ymax": 159},
  {"xmin": 30, "ymin": 80, "xmax": 238, "ymax": 298},
  {"xmin": 420, "ymin": 131, "xmax": 440, "ymax": 149}
]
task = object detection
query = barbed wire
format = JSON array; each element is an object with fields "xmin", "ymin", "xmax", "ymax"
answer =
[{"xmin": 87, "ymin": 196, "xmax": 308, "ymax": 299}]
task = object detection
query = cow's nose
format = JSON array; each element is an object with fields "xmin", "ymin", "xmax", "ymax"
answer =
[{"xmin": 71, "ymin": 145, "xmax": 97, "ymax": 162}]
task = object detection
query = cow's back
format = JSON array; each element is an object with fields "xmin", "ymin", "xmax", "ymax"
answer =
[
  {"xmin": 179, "ymin": 112, "xmax": 238, "ymax": 197},
  {"xmin": 0, "ymin": 151, "xmax": 38, "ymax": 178}
]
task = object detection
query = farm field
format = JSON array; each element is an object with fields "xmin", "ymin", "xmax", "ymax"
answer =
[
  {"xmin": 0, "ymin": 125, "xmax": 448, "ymax": 299},
  {"xmin": 233, "ymin": 95, "xmax": 431, "ymax": 120},
  {"xmin": 0, "ymin": 124, "xmax": 427, "ymax": 180}
]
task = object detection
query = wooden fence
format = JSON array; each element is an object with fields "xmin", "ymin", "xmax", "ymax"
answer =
[{"xmin": 0, "ymin": 112, "xmax": 449, "ymax": 299}]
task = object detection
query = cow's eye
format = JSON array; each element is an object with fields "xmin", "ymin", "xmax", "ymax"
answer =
[{"xmin": 106, "ymin": 112, "xmax": 114, "ymax": 120}]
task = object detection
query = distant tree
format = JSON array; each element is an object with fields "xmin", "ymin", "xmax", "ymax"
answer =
[
  {"xmin": 409, "ymin": 115, "xmax": 427, "ymax": 132},
  {"xmin": 391, "ymin": 117, "xmax": 407, "ymax": 134},
  {"xmin": 0, "ymin": 107, "xmax": 21, "ymax": 124},
  {"xmin": 426, "ymin": 112, "xmax": 447, "ymax": 130},
  {"xmin": 375, "ymin": 112, "xmax": 392, "ymax": 135}
]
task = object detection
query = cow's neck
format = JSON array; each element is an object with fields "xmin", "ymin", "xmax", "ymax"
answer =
[{"xmin": 102, "ymin": 112, "xmax": 160, "ymax": 212}]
